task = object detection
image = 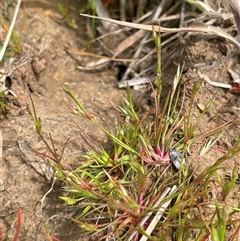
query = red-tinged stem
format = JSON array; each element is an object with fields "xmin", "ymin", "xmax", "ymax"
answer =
[
  {"xmin": 0, "ymin": 226, "xmax": 3, "ymax": 241},
  {"xmin": 13, "ymin": 207, "xmax": 21, "ymax": 241},
  {"xmin": 155, "ymin": 145, "xmax": 164, "ymax": 158},
  {"xmin": 229, "ymin": 223, "xmax": 240, "ymax": 241},
  {"xmin": 51, "ymin": 236, "xmax": 62, "ymax": 241}
]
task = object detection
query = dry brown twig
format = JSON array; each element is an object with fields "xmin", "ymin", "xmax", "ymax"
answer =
[{"xmin": 80, "ymin": 13, "xmax": 240, "ymax": 48}]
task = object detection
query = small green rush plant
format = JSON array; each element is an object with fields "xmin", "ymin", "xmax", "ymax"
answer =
[{"xmin": 28, "ymin": 29, "xmax": 240, "ymax": 241}]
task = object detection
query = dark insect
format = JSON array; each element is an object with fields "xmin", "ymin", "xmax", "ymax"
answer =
[{"xmin": 169, "ymin": 148, "xmax": 186, "ymax": 170}]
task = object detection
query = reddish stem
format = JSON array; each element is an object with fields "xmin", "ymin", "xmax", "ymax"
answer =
[
  {"xmin": 0, "ymin": 226, "xmax": 3, "ymax": 241},
  {"xmin": 51, "ymin": 236, "xmax": 62, "ymax": 241},
  {"xmin": 13, "ymin": 207, "xmax": 21, "ymax": 241}
]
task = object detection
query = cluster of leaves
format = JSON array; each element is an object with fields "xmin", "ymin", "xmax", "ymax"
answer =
[{"xmin": 28, "ymin": 29, "xmax": 240, "ymax": 241}]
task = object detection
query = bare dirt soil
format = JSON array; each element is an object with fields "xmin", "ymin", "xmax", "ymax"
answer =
[{"xmin": 1, "ymin": 1, "xmax": 240, "ymax": 241}]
